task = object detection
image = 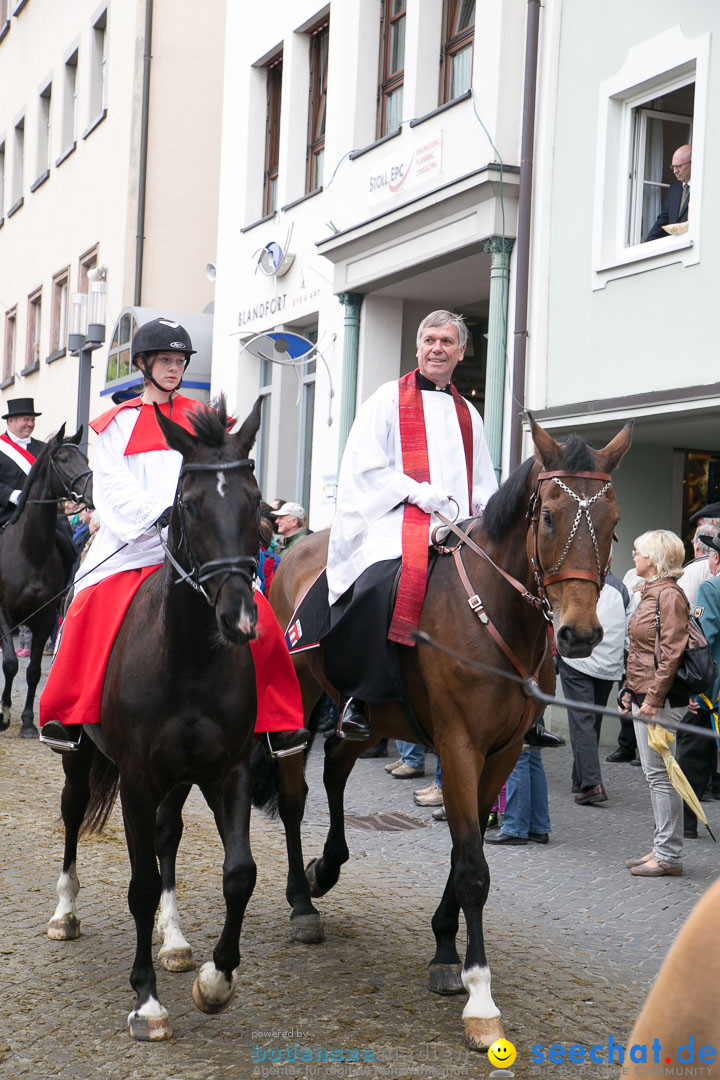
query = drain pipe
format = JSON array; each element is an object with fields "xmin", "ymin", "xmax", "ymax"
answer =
[
  {"xmin": 509, "ymin": 0, "xmax": 541, "ymax": 471},
  {"xmin": 134, "ymin": 0, "xmax": 154, "ymax": 306}
]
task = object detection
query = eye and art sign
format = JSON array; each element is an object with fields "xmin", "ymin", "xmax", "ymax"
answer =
[{"xmin": 367, "ymin": 132, "xmax": 443, "ymax": 207}]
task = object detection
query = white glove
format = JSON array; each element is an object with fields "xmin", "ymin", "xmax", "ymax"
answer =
[
  {"xmin": 9, "ymin": 489, "xmax": 21, "ymax": 505},
  {"xmin": 409, "ymin": 482, "xmax": 452, "ymax": 516}
]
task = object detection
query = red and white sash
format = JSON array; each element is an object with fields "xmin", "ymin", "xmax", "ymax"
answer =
[
  {"xmin": 0, "ymin": 432, "xmax": 36, "ymax": 473},
  {"xmin": 387, "ymin": 369, "xmax": 474, "ymax": 647}
]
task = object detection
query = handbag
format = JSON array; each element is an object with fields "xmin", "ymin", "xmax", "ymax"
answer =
[{"xmin": 654, "ymin": 587, "xmax": 718, "ymax": 706}]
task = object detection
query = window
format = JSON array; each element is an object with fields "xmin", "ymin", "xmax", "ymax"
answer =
[
  {"xmin": 626, "ymin": 83, "xmax": 694, "ymax": 247},
  {"xmin": 0, "ymin": 0, "xmax": 9, "ymax": 30},
  {"xmin": 0, "ymin": 141, "xmax": 5, "ymax": 219},
  {"xmin": 256, "ymin": 355, "xmax": 273, "ymax": 493},
  {"xmin": 61, "ymin": 49, "xmax": 78, "ymax": 153},
  {"xmin": 11, "ymin": 116, "xmax": 23, "ymax": 205},
  {"xmin": 36, "ymin": 83, "xmax": 51, "ymax": 180},
  {"xmin": 378, "ymin": 0, "xmax": 406, "ymax": 137},
  {"xmin": 263, "ymin": 55, "xmax": 283, "ymax": 216},
  {"xmin": 25, "ymin": 289, "xmax": 41, "ymax": 371},
  {"xmin": 106, "ymin": 311, "xmax": 137, "ymax": 382},
  {"xmin": 78, "ymin": 243, "xmax": 98, "ymax": 294},
  {"xmin": 50, "ymin": 268, "xmax": 70, "ymax": 356},
  {"xmin": 296, "ymin": 327, "xmax": 317, "ymax": 510},
  {"xmin": 442, "ymin": 0, "xmax": 475, "ymax": 102},
  {"xmin": 3, "ymin": 306, "xmax": 16, "ymax": 383},
  {"xmin": 306, "ymin": 22, "xmax": 329, "ymax": 193},
  {"xmin": 89, "ymin": 10, "xmax": 107, "ymax": 122}
]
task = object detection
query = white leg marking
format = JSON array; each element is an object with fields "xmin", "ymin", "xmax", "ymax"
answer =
[
  {"xmin": 157, "ymin": 889, "xmax": 191, "ymax": 954},
  {"xmin": 461, "ymin": 964, "xmax": 501, "ymax": 1020},
  {"xmin": 128, "ymin": 995, "xmax": 169, "ymax": 1022},
  {"xmin": 196, "ymin": 961, "xmax": 238, "ymax": 1007},
  {"xmin": 52, "ymin": 865, "xmax": 80, "ymax": 922},
  {"xmin": 216, "ymin": 471, "xmax": 226, "ymax": 498}
]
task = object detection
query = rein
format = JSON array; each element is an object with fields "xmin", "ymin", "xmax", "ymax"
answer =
[
  {"xmin": 25, "ymin": 444, "xmax": 93, "ymax": 507},
  {"xmin": 156, "ymin": 457, "xmax": 258, "ymax": 607}
]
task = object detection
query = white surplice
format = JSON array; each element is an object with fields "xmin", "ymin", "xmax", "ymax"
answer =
[
  {"xmin": 326, "ymin": 379, "xmax": 498, "ymax": 605},
  {"xmin": 74, "ymin": 408, "xmax": 182, "ymax": 595}
]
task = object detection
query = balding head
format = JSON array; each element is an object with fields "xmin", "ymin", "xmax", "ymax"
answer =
[{"xmin": 671, "ymin": 145, "xmax": 692, "ymax": 184}]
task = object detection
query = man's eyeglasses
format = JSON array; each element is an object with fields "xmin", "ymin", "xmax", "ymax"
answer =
[{"xmin": 671, "ymin": 160, "xmax": 691, "ymax": 172}]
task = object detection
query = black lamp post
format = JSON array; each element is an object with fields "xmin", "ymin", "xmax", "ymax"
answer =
[{"xmin": 68, "ymin": 266, "xmax": 107, "ymax": 455}]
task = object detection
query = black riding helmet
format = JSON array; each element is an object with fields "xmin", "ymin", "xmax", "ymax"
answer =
[{"xmin": 132, "ymin": 317, "xmax": 196, "ymax": 393}]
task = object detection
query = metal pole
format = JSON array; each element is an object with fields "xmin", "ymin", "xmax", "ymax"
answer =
[
  {"xmin": 336, "ymin": 292, "xmax": 363, "ymax": 469},
  {"xmin": 76, "ymin": 347, "xmax": 93, "ymax": 456},
  {"xmin": 134, "ymin": 0, "xmax": 154, "ymax": 306},
  {"xmin": 482, "ymin": 236, "xmax": 515, "ymax": 480}
]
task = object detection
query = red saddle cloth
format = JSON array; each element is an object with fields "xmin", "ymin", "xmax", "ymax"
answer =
[{"xmin": 39, "ymin": 568, "xmax": 303, "ymax": 733}]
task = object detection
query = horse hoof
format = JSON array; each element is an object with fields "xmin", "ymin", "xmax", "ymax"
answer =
[
  {"xmin": 463, "ymin": 1017, "xmax": 506, "ymax": 1051},
  {"xmin": 428, "ymin": 963, "xmax": 465, "ymax": 995},
  {"xmin": 1, "ymin": 706, "xmax": 10, "ymax": 731},
  {"xmin": 48, "ymin": 913, "xmax": 81, "ymax": 940},
  {"xmin": 290, "ymin": 913, "xmax": 325, "ymax": 944},
  {"xmin": 20, "ymin": 723, "xmax": 38, "ymax": 740},
  {"xmin": 159, "ymin": 946, "xmax": 196, "ymax": 972},
  {"xmin": 128, "ymin": 1011, "xmax": 173, "ymax": 1041},
  {"xmin": 191, "ymin": 962, "xmax": 237, "ymax": 1015},
  {"xmin": 305, "ymin": 858, "xmax": 329, "ymax": 899}
]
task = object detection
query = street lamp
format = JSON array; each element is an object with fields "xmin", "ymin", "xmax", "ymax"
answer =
[{"xmin": 68, "ymin": 265, "xmax": 108, "ymax": 454}]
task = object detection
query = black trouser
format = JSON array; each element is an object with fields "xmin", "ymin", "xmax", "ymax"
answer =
[
  {"xmin": 677, "ymin": 709, "xmax": 718, "ymax": 832},
  {"xmin": 557, "ymin": 659, "xmax": 613, "ymax": 789}
]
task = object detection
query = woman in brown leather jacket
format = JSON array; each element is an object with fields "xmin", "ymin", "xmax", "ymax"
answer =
[{"xmin": 619, "ymin": 530, "xmax": 688, "ymax": 877}]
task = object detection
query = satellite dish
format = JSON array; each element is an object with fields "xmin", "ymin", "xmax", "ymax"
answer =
[
  {"xmin": 205, "ymin": 262, "xmax": 217, "ymax": 282},
  {"xmin": 241, "ymin": 331, "xmax": 315, "ymax": 364}
]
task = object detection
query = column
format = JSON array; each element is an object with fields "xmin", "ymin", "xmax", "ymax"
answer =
[
  {"xmin": 336, "ymin": 292, "xmax": 363, "ymax": 469},
  {"xmin": 482, "ymin": 236, "xmax": 515, "ymax": 480}
]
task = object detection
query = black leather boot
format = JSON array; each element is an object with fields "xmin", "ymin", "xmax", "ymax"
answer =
[
  {"xmin": 524, "ymin": 721, "xmax": 566, "ymax": 748},
  {"xmin": 337, "ymin": 699, "xmax": 371, "ymax": 741},
  {"xmin": 39, "ymin": 720, "xmax": 82, "ymax": 753}
]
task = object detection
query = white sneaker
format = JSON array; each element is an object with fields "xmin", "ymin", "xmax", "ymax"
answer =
[
  {"xmin": 413, "ymin": 781, "xmax": 444, "ymax": 806},
  {"xmin": 413, "ymin": 781, "xmax": 437, "ymax": 797},
  {"xmin": 391, "ymin": 763, "xmax": 425, "ymax": 779},
  {"xmin": 384, "ymin": 759, "xmax": 403, "ymax": 773}
]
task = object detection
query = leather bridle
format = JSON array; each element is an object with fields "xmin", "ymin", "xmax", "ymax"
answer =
[
  {"xmin": 26, "ymin": 442, "xmax": 93, "ymax": 507},
  {"xmin": 156, "ymin": 457, "xmax": 259, "ymax": 607}
]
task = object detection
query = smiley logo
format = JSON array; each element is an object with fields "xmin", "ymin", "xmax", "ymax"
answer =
[{"xmin": 487, "ymin": 1038, "xmax": 517, "ymax": 1069}]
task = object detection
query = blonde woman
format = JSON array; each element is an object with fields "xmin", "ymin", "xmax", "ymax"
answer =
[{"xmin": 618, "ymin": 530, "xmax": 688, "ymax": 877}]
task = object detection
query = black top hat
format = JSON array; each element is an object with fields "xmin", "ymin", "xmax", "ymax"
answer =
[
  {"xmin": 690, "ymin": 502, "xmax": 720, "ymax": 525},
  {"xmin": 2, "ymin": 397, "xmax": 42, "ymax": 419}
]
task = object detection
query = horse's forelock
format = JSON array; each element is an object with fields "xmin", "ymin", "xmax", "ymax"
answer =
[
  {"xmin": 556, "ymin": 434, "xmax": 596, "ymax": 472},
  {"xmin": 188, "ymin": 398, "xmax": 230, "ymax": 450}
]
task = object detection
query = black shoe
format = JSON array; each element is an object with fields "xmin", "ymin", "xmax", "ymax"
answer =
[
  {"xmin": 265, "ymin": 728, "xmax": 310, "ymax": 759},
  {"xmin": 630, "ymin": 758, "xmax": 641, "ymax": 766},
  {"xmin": 486, "ymin": 831, "xmax": 528, "ymax": 845},
  {"xmin": 684, "ymin": 828, "xmax": 699, "ymax": 839},
  {"xmin": 39, "ymin": 720, "xmax": 81, "ymax": 754},
  {"xmin": 606, "ymin": 749, "xmax": 635, "ymax": 763},
  {"xmin": 529, "ymin": 832, "xmax": 549, "ymax": 844},
  {"xmin": 360, "ymin": 737, "xmax": 388, "ymax": 759},
  {"xmin": 337, "ymin": 699, "xmax": 371, "ymax": 741},
  {"xmin": 524, "ymin": 722, "xmax": 566, "ymax": 748}
]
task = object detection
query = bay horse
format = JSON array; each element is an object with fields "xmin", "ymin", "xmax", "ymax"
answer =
[
  {"xmin": 47, "ymin": 398, "xmax": 321, "ymax": 1041},
  {"xmin": 268, "ymin": 417, "xmax": 633, "ymax": 1050},
  {"xmin": 0, "ymin": 426, "xmax": 92, "ymax": 738}
]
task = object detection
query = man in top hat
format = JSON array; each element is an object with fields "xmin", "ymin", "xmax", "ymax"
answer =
[{"xmin": 0, "ymin": 398, "xmax": 46, "ymax": 528}]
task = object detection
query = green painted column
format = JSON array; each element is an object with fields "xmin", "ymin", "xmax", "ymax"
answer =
[
  {"xmin": 482, "ymin": 236, "xmax": 515, "ymax": 480},
  {"xmin": 336, "ymin": 291, "xmax": 364, "ymax": 469}
]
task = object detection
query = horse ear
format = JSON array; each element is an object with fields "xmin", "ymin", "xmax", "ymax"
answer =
[
  {"xmin": 153, "ymin": 405, "xmax": 196, "ymax": 457},
  {"xmin": 234, "ymin": 397, "xmax": 263, "ymax": 459},
  {"xmin": 597, "ymin": 421, "xmax": 634, "ymax": 472},
  {"xmin": 528, "ymin": 413, "xmax": 563, "ymax": 468},
  {"xmin": 55, "ymin": 423, "xmax": 67, "ymax": 443},
  {"xmin": 69, "ymin": 426, "xmax": 83, "ymax": 446}
]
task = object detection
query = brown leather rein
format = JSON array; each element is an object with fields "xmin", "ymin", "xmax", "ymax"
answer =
[{"xmin": 431, "ymin": 468, "xmax": 614, "ymax": 692}]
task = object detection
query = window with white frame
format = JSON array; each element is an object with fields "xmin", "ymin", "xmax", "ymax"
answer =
[
  {"xmin": 106, "ymin": 311, "xmax": 137, "ymax": 381},
  {"xmin": 256, "ymin": 355, "xmax": 273, "ymax": 494},
  {"xmin": 61, "ymin": 49, "xmax": 78, "ymax": 153},
  {"xmin": 89, "ymin": 10, "xmax": 107, "ymax": 123},
  {"xmin": 11, "ymin": 117, "xmax": 23, "ymax": 205},
  {"xmin": 3, "ymin": 305, "xmax": 17, "ymax": 383},
  {"xmin": 36, "ymin": 83, "xmax": 52, "ymax": 179},
  {"xmin": 50, "ymin": 268, "xmax": 70, "ymax": 356},
  {"xmin": 626, "ymin": 82, "xmax": 693, "ymax": 247},
  {"xmin": 26, "ymin": 289, "xmax": 41, "ymax": 370},
  {"xmin": 592, "ymin": 28, "xmax": 708, "ymax": 290}
]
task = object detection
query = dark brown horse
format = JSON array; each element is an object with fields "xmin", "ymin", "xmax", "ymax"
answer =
[
  {"xmin": 269, "ymin": 418, "xmax": 633, "ymax": 1050},
  {"xmin": 0, "ymin": 426, "xmax": 92, "ymax": 737},
  {"xmin": 47, "ymin": 399, "xmax": 321, "ymax": 1041}
]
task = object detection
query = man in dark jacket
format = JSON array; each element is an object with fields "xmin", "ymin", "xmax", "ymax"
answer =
[
  {"xmin": 645, "ymin": 144, "xmax": 691, "ymax": 242},
  {"xmin": 0, "ymin": 398, "xmax": 45, "ymax": 527}
]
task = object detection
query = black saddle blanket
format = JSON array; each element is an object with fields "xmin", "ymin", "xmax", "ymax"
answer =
[{"xmin": 284, "ymin": 570, "xmax": 331, "ymax": 655}]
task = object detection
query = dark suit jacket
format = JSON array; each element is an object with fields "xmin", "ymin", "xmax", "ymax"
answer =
[
  {"xmin": 0, "ymin": 437, "xmax": 45, "ymax": 527},
  {"xmin": 645, "ymin": 180, "xmax": 689, "ymax": 242}
]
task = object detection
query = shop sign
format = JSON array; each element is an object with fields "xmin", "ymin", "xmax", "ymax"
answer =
[{"xmin": 367, "ymin": 132, "xmax": 443, "ymax": 206}]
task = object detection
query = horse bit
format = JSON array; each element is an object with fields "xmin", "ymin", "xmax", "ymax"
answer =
[{"xmin": 156, "ymin": 458, "xmax": 258, "ymax": 607}]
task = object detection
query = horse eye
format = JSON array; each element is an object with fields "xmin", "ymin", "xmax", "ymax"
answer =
[
  {"xmin": 542, "ymin": 509, "xmax": 553, "ymax": 528},
  {"xmin": 184, "ymin": 500, "xmax": 199, "ymax": 522}
]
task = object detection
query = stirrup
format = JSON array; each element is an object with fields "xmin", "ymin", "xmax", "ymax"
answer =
[
  {"xmin": 263, "ymin": 731, "xmax": 309, "ymax": 760},
  {"xmin": 39, "ymin": 731, "xmax": 81, "ymax": 754}
]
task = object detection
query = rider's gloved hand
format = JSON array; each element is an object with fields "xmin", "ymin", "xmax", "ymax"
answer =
[
  {"xmin": 154, "ymin": 507, "xmax": 173, "ymax": 529},
  {"xmin": 409, "ymin": 482, "xmax": 452, "ymax": 516}
]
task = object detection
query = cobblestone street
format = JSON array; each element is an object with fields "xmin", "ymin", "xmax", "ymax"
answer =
[{"xmin": 2, "ymin": 659, "xmax": 720, "ymax": 1079}]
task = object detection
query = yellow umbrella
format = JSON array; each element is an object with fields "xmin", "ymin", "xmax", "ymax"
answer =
[{"xmin": 646, "ymin": 723, "xmax": 716, "ymax": 840}]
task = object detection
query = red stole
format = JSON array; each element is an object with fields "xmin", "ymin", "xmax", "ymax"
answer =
[
  {"xmin": 0, "ymin": 432, "xmax": 36, "ymax": 468},
  {"xmin": 387, "ymin": 369, "xmax": 474, "ymax": 647}
]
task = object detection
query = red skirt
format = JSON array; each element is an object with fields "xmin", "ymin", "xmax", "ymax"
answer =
[{"xmin": 39, "ymin": 567, "xmax": 304, "ymax": 733}]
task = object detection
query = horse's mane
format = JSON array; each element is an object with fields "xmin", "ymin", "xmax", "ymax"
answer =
[
  {"xmin": 187, "ymin": 397, "xmax": 231, "ymax": 449},
  {"xmin": 8, "ymin": 439, "xmax": 53, "ymax": 523},
  {"xmin": 482, "ymin": 434, "xmax": 597, "ymax": 543}
]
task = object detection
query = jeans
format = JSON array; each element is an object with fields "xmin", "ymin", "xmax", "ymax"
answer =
[
  {"xmin": 396, "ymin": 740, "xmax": 424, "ymax": 769},
  {"xmin": 633, "ymin": 702, "xmax": 684, "ymax": 865},
  {"xmin": 501, "ymin": 750, "xmax": 551, "ymax": 838}
]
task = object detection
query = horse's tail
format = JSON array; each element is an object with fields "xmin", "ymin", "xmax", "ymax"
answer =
[
  {"xmin": 250, "ymin": 695, "xmax": 326, "ymax": 816},
  {"xmin": 81, "ymin": 750, "xmax": 120, "ymax": 835}
]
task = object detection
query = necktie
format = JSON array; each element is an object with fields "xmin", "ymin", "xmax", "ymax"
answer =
[{"xmin": 679, "ymin": 183, "xmax": 690, "ymax": 217}]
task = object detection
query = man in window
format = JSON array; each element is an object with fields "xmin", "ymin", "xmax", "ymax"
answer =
[{"xmin": 645, "ymin": 144, "xmax": 691, "ymax": 242}]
